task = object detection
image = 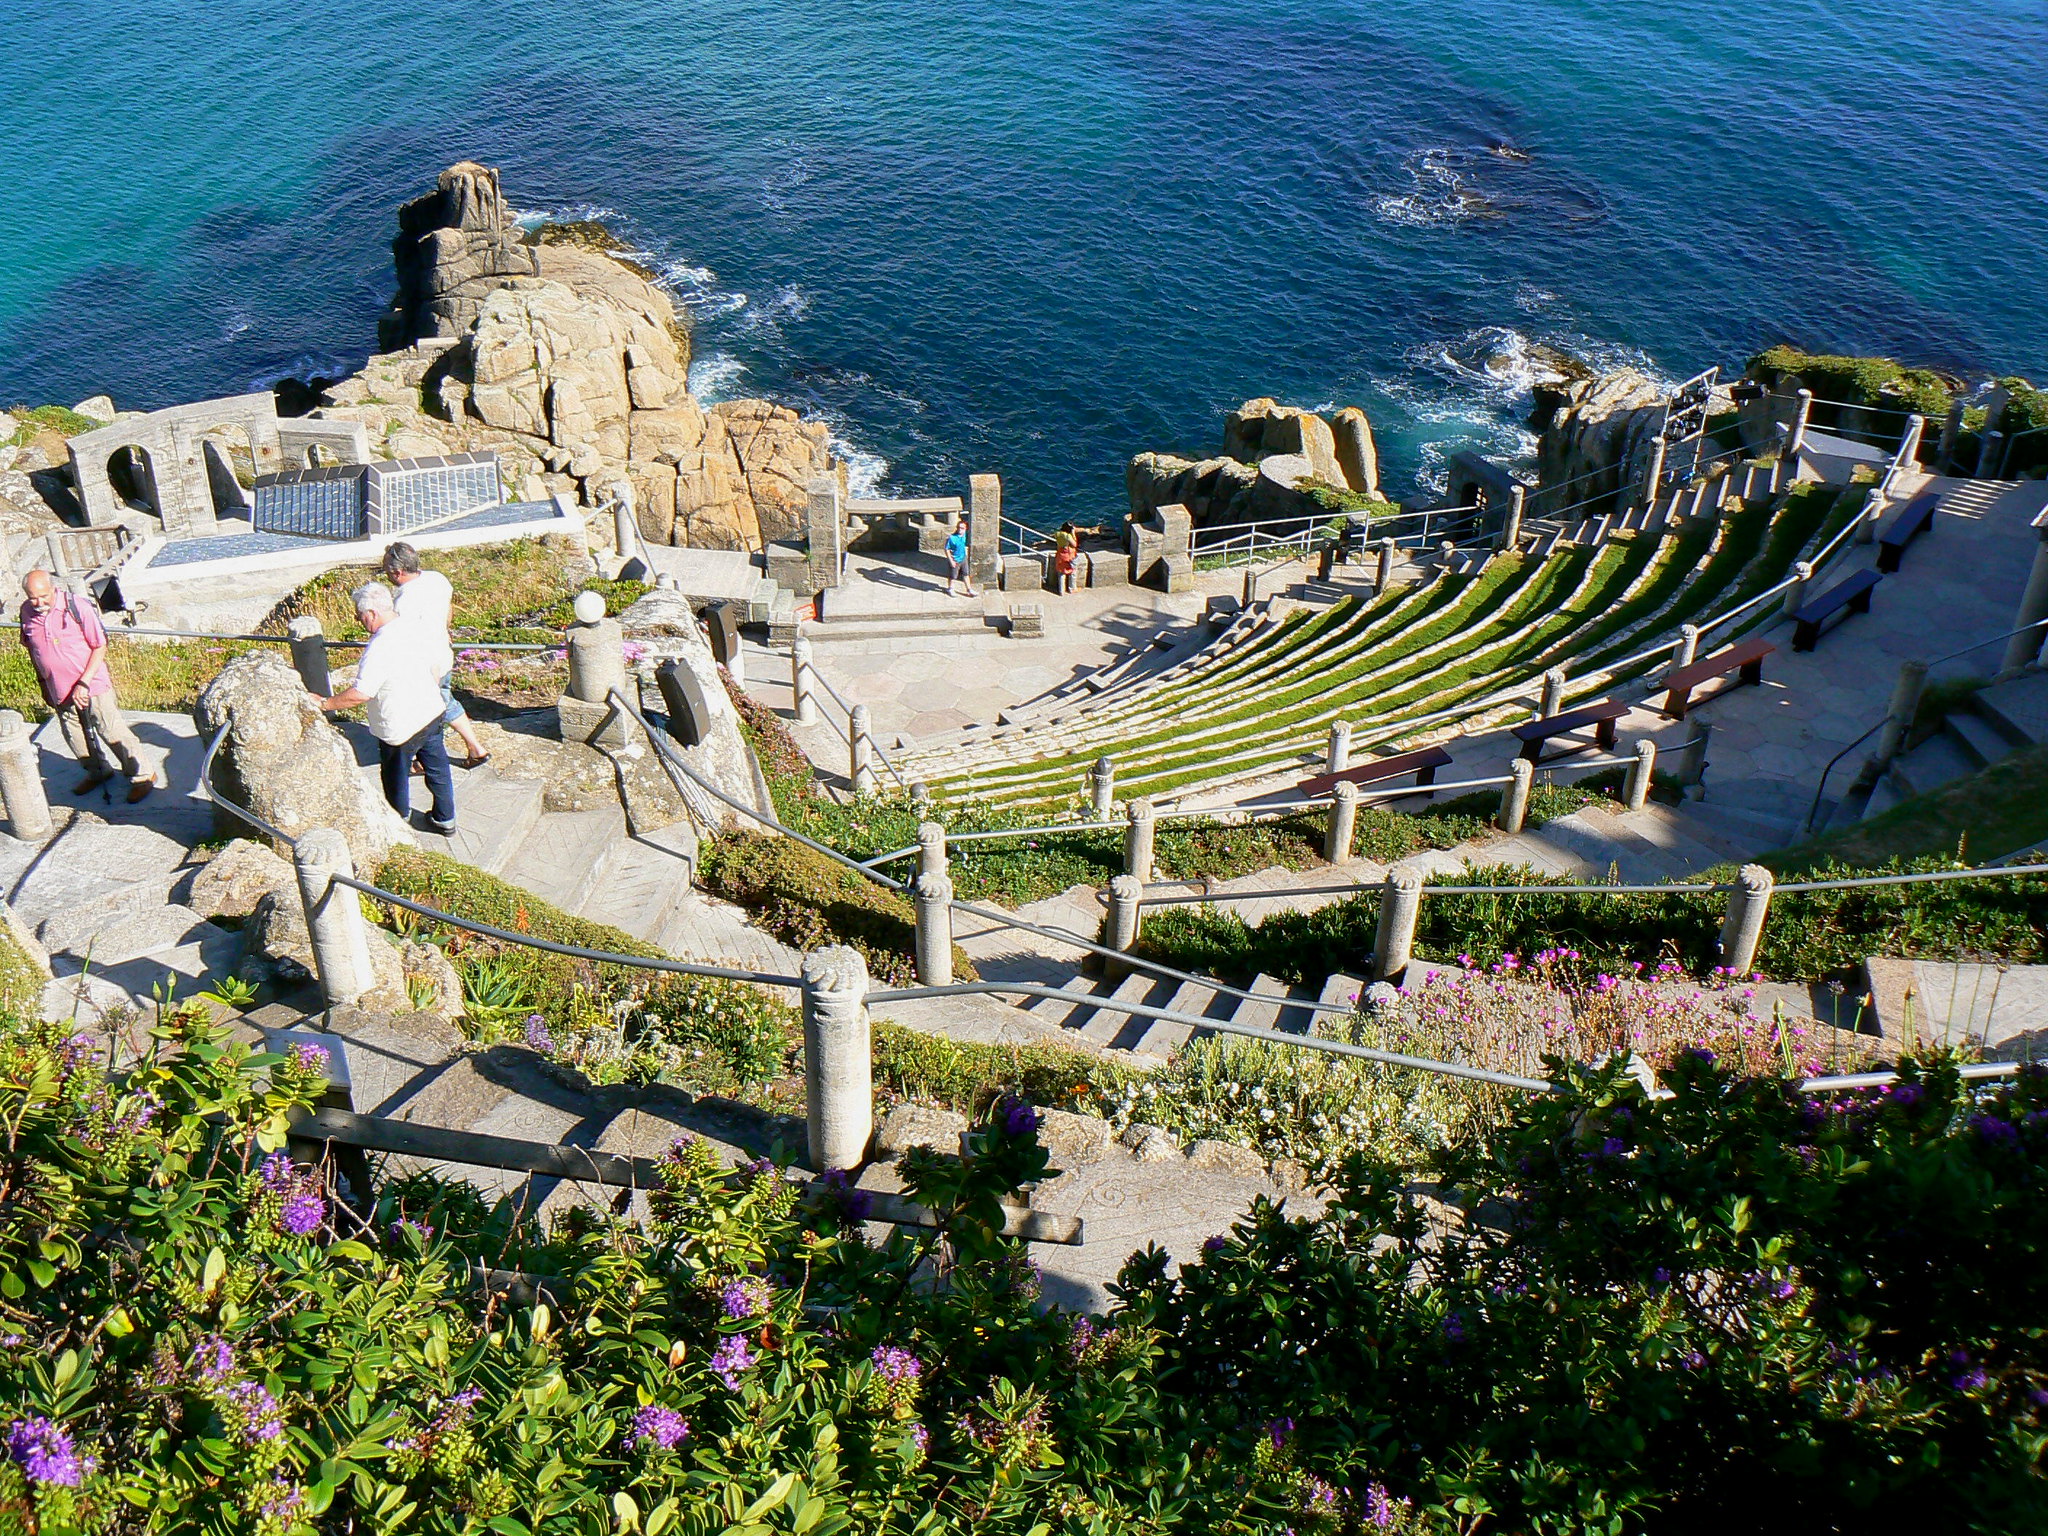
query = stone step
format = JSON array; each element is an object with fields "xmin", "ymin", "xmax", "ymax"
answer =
[
  {"xmin": 496, "ymin": 805, "xmax": 628, "ymax": 915},
  {"xmin": 1974, "ymin": 671, "xmax": 2048, "ymax": 748},
  {"xmin": 1944, "ymin": 710, "xmax": 2013, "ymax": 771},
  {"xmin": 579, "ymin": 824, "xmax": 700, "ymax": 944},
  {"xmin": 1020, "ymin": 977, "xmax": 1103, "ymax": 1033},
  {"xmin": 1228, "ymin": 973, "xmax": 1291, "ymax": 1034},
  {"xmin": 1533, "ymin": 806, "xmax": 1691, "ymax": 885},
  {"xmin": 1128, "ymin": 976, "xmax": 1225, "ymax": 1059},
  {"xmin": 1075, "ymin": 970, "xmax": 1165, "ymax": 1050},
  {"xmin": 1888, "ymin": 733, "xmax": 1978, "ymax": 801},
  {"xmin": 1863, "ymin": 778, "xmax": 1903, "ymax": 819},
  {"xmin": 1609, "ymin": 804, "xmax": 1737, "ymax": 875},
  {"xmin": 1314, "ymin": 972, "xmax": 1368, "ymax": 1025},
  {"xmin": 407, "ymin": 768, "xmax": 548, "ymax": 876}
]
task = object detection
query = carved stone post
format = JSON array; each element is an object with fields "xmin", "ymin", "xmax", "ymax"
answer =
[{"xmin": 802, "ymin": 947, "xmax": 872, "ymax": 1171}]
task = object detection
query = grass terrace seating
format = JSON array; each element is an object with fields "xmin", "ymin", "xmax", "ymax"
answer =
[{"xmin": 902, "ymin": 480, "xmax": 1865, "ymax": 809}]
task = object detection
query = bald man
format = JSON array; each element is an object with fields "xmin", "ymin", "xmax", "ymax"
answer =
[{"xmin": 19, "ymin": 570, "xmax": 157, "ymax": 802}]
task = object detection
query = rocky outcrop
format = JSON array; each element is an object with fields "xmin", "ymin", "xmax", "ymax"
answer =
[
  {"xmin": 320, "ymin": 162, "xmax": 835, "ymax": 554},
  {"xmin": 1127, "ymin": 397, "xmax": 1382, "ymax": 532},
  {"xmin": 194, "ymin": 652, "xmax": 406, "ymax": 873},
  {"xmin": 1530, "ymin": 368, "xmax": 1668, "ymax": 512},
  {"xmin": 185, "ymin": 838, "xmax": 296, "ymax": 920},
  {"xmin": 617, "ymin": 588, "xmax": 777, "ymax": 831}
]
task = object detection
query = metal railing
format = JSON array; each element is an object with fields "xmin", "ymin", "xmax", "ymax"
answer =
[{"xmin": 803, "ymin": 663, "xmax": 912, "ymax": 793}]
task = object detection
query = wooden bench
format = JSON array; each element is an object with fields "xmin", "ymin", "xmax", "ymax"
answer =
[
  {"xmin": 1659, "ymin": 637, "xmax": 1775, "ymax": 719},
  {"xmin": 1876, "ymin": 492, "xmax": 1940, "ymax": 573},
  {"xmin": 1512, "ymin": 699, "xmax": 1629, "ymax": 763},
  {"xmin": 1298, "ymin": 744, "xmax": 1454, "ymax": 799},
  {"xmin": 1792, "ymin": 568, "xmax": 1882, "ymax": 652}
]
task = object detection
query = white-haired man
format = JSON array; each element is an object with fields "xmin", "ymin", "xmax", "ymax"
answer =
[{"xmin": 316, "ymin": 581, "xmax": 455, "ymax": 833}]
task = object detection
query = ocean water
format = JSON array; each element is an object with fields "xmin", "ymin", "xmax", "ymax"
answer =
[{"xmin": 2, "ymin": 0, "xmax": 2043, "ymax": 522}]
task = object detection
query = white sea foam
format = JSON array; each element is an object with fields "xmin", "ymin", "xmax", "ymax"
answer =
[
  {"xmin": 513, "ymin": 203, "xmax": 622, "ymax": 230},
  {"xmin": 688, "ymin": 352, "xmax": 749, "ymax": 401},
  {"xmin": 1372, "ymin": 146, "xmax": 1498, "ymax": 230},
  {"xmin": 830, "ymin": 429, "xmax": 890, "ymax": 498}
]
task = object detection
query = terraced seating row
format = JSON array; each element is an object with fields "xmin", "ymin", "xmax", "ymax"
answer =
[{"xmin": 905, "ymin": 478, "xmax": 1863, "ymax": 810}]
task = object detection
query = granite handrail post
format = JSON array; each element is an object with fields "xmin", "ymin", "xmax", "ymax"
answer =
[
  {"xmin": 1780, "ymin": 562, "xmax": 1815, "ymax": 618},
  {"xmin": 2002, "ymin": 527, "xmax": 2048, "ymax": 675},
  {"xmin": 917, "ymin": 820, "xmax": 949, "ymax": 882},
  {"xmin": 1497, "ymin": 757, "xmax": 1534, "ymax": 834},
  {"xmin": 1325, "ymin": 780, "xmax": 1361, "ymax": 864},
  {"xmin": 912, "ymin": 871, "xmax": 955, "ymax": 987},
  {"xmin": 1124, "ymin": 796, "xmax": 1157, "ymax": 881},
  {"xmin": 1872, "ymin": 659, "xmax": 1928, "ymax": 769},
  {"xmin": 1675, "ymin": 623, "xmax": 1701, "ymax": 671},
  {"xmin": 849, "ymin": 704, "xmax": 877, "ymax": 796},
  {"xmin": 287, "ymin": 616, "xmax": 331, "ymax": 697},
  {"xmin": 1105, "ymin": 874, "xmax": 1143, "ymax": 978},
  {"xmin": 1639, "ymin": 436, "xmax": 1669, "ymax": 511},
  {"xmin": 1242, "ymin": 567, "xmax": 1259, "ymax": 606},
  {"xmin": 1326, "ymin": 719, "xmax": 1352, "ymax": 775},
  {"xmin": 0, "ymin": 710, "xmax": 53, "ymax": 841},
  {"xmin": 1539, "ymin": 667, "xmax": 1566, "ymax": 719},
  {"xmin": 1500, "ymin": 484, "xmax": 1526, "ymax": 551},
  {"xmin": 790, "ymin": 635, "xmax": 818, "ymax": 724},
  {"xmin": 1785, "ymin": 388, "xmax": 1814, "ymax": 460},
  {"xmin": 1677, "ymin": 721, "xmax": 1712, "ymax": 792},
  {"xmin": 802, "ymin": 946, "xmax": 873, "ymax": 1172},
  {"xmin": 293, "ymin": 828, "xmax": 373, "ymax": 1009},
  {"xmin": 1372, "ymin": 865, "xmax": 1425, "ymax": 983},
  {"xmin": 1623, "ymin": 738, "xmax": 1658, "ymax": 812},
  {"xmin": 1936, "ymin": 397, "xmax": 1966, "ymax": 473},
  {"xmin": 1376, "ymin": 538, "xmax": 1396, "ymax": 594},
  {"xmin": 1716, "ymin": 864, "xmax": 1775, "ymax": 979},
  {"xmin": 1090, "ymin": 756, "xmax": 1116, "ymax": 819}
]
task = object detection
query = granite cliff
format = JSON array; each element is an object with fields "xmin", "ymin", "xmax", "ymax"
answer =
[
  {"xmin": 1127, "ymin": 397, "xmax": 1382, "ymax": 530},
  {"xmin": 314, "ymin": 161, "xmax": 834, "ymax": 553}
]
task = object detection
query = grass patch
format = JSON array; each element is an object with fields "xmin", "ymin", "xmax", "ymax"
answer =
[
  {"xmin": 872, "ymin": 1022, "xmax": 1134, "ymax": 1114},
  {"xmin": 5, "ymin": 403, "xmax": 99, "ymax": 445}
]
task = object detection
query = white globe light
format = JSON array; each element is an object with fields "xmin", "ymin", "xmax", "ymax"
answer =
[{"xmin": 572, "ymin": 591, "xmax": 606, "ymax": 624}]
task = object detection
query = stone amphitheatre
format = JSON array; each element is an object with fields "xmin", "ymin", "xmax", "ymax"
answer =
[{"xmin": 4, "ymin": 162, "xmax": 2047, "ymax": 1305}]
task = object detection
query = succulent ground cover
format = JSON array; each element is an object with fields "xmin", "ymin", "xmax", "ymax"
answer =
[{"xmin": 5, "ymin": 998, "xmax": 2044, "ymax": 1532}]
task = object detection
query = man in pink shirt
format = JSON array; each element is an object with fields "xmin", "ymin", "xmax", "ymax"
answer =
[{"xmin": 18, "ymin": 569, "xmax": 157, "ymax": 802}]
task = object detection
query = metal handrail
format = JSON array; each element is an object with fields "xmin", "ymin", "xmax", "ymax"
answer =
[
  {"xmin": 2, "ymin": 618, "xmax": 552, "ymax": 653},
  {"xmin": 805, "ymin": 663, "xmax": 911, "ymax": 792}
]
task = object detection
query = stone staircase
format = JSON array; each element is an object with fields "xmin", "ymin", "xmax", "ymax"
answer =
[{"xmin": 1864, "ymin": 671, "xmax": 2048, "ymax": 821}]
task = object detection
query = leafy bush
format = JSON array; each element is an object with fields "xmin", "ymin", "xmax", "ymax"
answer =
[
  {"xmin": 1124, "ymin": 1052, "xmax": 2048, "ymax": 1531},
  {"xmin": 1750, "ymin": 345, "xmax": 1956, "ymax": 423},
  {"xmin": 1136, "ymin": 856, "xmax": 2048, "ymax": 984},
  {"xmin": 871, "ymin": 1022, "xmax": 1135, "ymax": 1116},
  {"xmin": 3, "ymin": 404, "xmax": 100, "ymax": 445}
]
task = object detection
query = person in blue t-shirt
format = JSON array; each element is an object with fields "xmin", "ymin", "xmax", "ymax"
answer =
[{"xmin": 944, "ymin": 518, "xmax": 977, "ymax": 596}]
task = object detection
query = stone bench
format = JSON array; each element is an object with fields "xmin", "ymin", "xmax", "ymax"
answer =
[
  {"xmin": 1659, "ymin": 637, "xmax": 1774, "ymax": 719},
  {"xmin": 1512, "ymin": 699, "xmax": 1628, "ymax": 764},
  {"xmin": 1792, "ymin": 568, "xmax": 1882, "ymax": 653}
]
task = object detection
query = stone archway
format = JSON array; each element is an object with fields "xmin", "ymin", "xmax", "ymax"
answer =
[
  {"xmin": 106, "ymin": 443, "xmax": 162, "ymax": 517},
  {"xmin": 197, "ymin": 421, "xmax": 262, "ymax": 521}
]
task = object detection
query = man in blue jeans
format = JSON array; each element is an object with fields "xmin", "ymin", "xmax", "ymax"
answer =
[{"xmin": 315, "ymin": 581, "xmax": 456, "ymax": 833}]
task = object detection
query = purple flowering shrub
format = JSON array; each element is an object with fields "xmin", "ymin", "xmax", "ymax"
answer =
[{"xmin": 1122, "ymin": 1051, "xmax": 2048, "ymax": 1532}]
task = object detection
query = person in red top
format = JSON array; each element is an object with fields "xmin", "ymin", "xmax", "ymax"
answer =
[{"xmin": 18, "ymin": 569, "xmax": 157, "ymax": 803}]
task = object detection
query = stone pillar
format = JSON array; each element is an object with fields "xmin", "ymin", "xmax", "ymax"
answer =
[
  {"xmin": 612, "ymin": 495, "xmax": 648, "ymax": 578},
  {"xmin": 1539, "ymin": 667, "xmax": 1566, "ymax": 719},
  {"xmin": 805, "ymin": 477, "xmax": 845, "ymax": 593},
  {"xmin": 561, "ymin": 592, "xmax": 629, "ymax": 745},
  {"xmin": 1936, "ymin": 398, "xmax": 1966, "ymax": 472},
  {"xmin": 910, "ymin": 781, "xmax": 931, "ymax": 813},
  {"xmin": 0, "ymin": 711, "xmax": 52, "ymax": 841},
  {"xmin": 1371, "ymin": 865, "xmax": 1425, "ymax": 983},
  {"xmin": 1716, "ymin": 864, "xmax": 1775, "ymax": 979},
  {"xmin": 1639, "ymin": 436, "xmax": 1668, "ymax": 509},
  {"xmin": 1326, "ymin": 719, "xmax": 1352, "ymax": 775},
  {"xmin": 1855, "ymin": 489, "xmax": 1885, "ymax": 545},
  {"xmin": 1376, "ymin": 538, "xmax": 1396, "ymax": 594},
  {"xmin": 802, "ymin": 946, "xmax": 872, "ymax": 1172},
  {"xmin": 917, "ymin": 820, "xmax": 948, "ymax": 882},
  {"xmin": 1497, "ymin": 757, "xmax": 1534, "ymax": 834},
  {"xmin": 1675, "ymin": 623, "xmax": 1700, "ymax": 671},
  {"xmin": 1324, "ymin": 780, "xmax": 1361, "ymax": 864},
  {"xmin": 1976, "ymin": 430, "xmax": 2006, "ymax": 481},
  {"xmin": 1124, "ymin": 796, "xmax": 1157, "ymax": 881},
  {"xmin": 2002, "ymin": 533, "xmax": 2048, "ymax": 674},
  {"xmin": 1104, "ymin": 874, "xmax": 1143, "ymax": 975},
  {"xmin": 1242, "ymin": 567, "xmax": 1260, "ymax": 606},
  {"xmin": 1677, "ymin": 721, "xmax": 1713, "ymax": 791},
  {"xmin": 1500, "ymin": 485, "xmax": 1525, "ymax": 550},
  {"xmin": 1090, "ymin": 756, "xmax": 1116, "ymax": 820},
  {"xmin": 1623, "ymin": 738, "xmax": 1657, "ymax": 812},
  {"xmin": 1872, "ymin": 659, "xmax": 1928, "ymax": 768},
  {"xmin": 913, "ymin": 871, "xmax": 955, "ymax": 987},
  {"xmin": 293, "ymin": 828, "xmax": 373, "ymax": 1009},
  {"xmin": 287, "ymin": 617, "xmax": 331, "ymax": 697},
  {"xmin": 790, "ymin": 636, "xmax": 818, "ymax": 724},
  {"xmin": 968, "ymin": 474, "xmax": 1002, "ymax": 588},
  {"xmin": 1785, "ymin": 388, "xmax": 1813, "ymax": 460},
  {"xmin": 1781, "ymin": 561, "xmax": 1815, "ymax": 618},
  {"xmin": 849, "ymin": 704, "xmax": 877, "ymax": 796}
]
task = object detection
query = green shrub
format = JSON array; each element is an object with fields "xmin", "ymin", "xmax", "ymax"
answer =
[
  {"xmin": 1751, "ymin": 345, "xmax": 1956, "ymax": 422},
  {"xmin": 872, "ymin": 1021, "xmax": 1135, "ymax": 1115},
  {"xmin": 698, "ymin": 830, "xmax": 971, "ymax": 988},
  {"xmin": 1134, "ymin": 856, "xmax": 2048, "ymax": 984},
  {"xmin": 4, "ymin": 404, "xmax": 99, "ymax": 444}
]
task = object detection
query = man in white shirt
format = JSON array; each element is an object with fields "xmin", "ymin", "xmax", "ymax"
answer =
[
  {"xmin": 316, "ymin": 581, "xmax": 456, "ymax": 833},
  {"xmin": 380, "ymin": 541, "xmax": 489, "ymax": 770}
]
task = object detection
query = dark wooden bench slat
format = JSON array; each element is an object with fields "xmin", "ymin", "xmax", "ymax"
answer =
[
  {"xmin": 1299, "ymin": 744, "xmax": 1453, "ymax": 798},
  {"xmin": 1876, "ymin": 492, "xmax": 1941, "ymax": 573},
  {"xmin": 1792, "ymin": 568, "xmax": 1882, "ymax": 651},
  {"xmin": 1660, "ymin": 637, "xmax": 1775, "ymax": 719},
  {"xmin": 1512, "ymin": 699, "xmax": 1628, "ymax": 762}
]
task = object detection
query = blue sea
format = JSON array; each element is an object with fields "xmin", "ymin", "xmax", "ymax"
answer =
[{"xmin": 2, "ymin": 0, "xmax": 2043, "ymax": 523}]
